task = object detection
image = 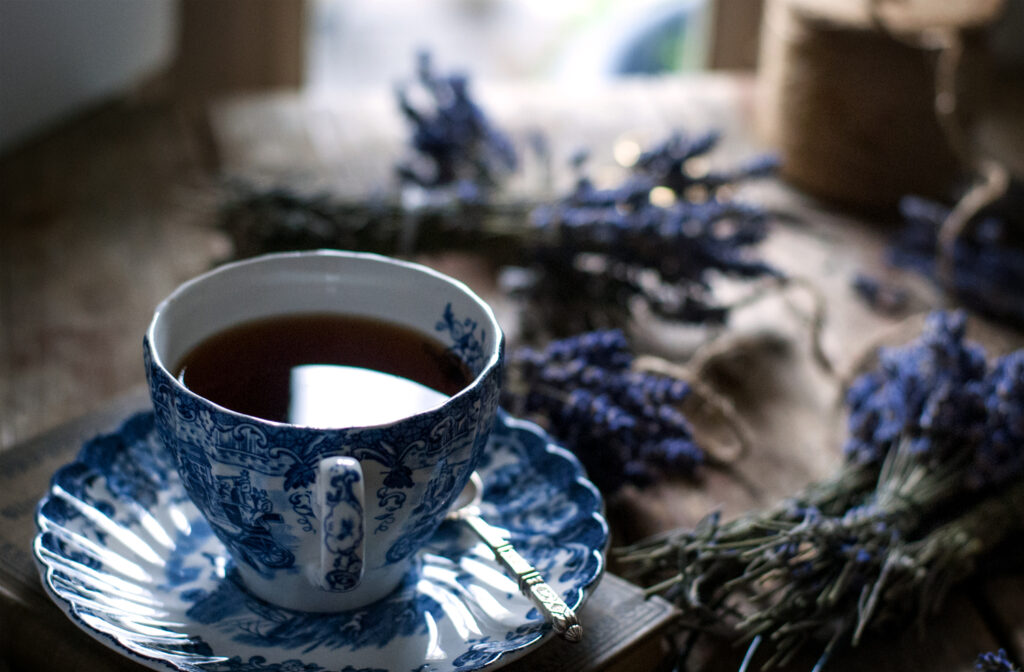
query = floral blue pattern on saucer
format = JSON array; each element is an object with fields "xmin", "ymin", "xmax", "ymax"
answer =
[{"xmin": 34, "ymin": 410, "xmax": 607, "ymax": 672}]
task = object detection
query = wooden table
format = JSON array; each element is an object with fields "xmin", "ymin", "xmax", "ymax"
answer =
[{"xmin": 2, "ymin": 73, "xmax": 1022, "ymax": 671}]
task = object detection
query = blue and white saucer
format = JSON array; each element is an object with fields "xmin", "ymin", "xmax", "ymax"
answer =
[{"xmin": 34, "ymin": 410, "xmax": 607, "ymax": 672}]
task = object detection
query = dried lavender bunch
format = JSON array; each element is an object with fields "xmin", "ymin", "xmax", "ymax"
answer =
[
  {"xmin": 501, "ymin": 329, "xmax": 702, "ymax": 494},
  {"xmin": 516, "ymin": 159, "xmax": 781, "ymax": 336},
  {"xmin": 395, "ymin": 50, "xmax": 516, "ymax": 196},
  {"xmin": 977, "ymin": 649, "xmax": 1021, "ymax": 672},
  {"xmin": 890, "ymin": 187, "xmax": 1024, "ymax": 328},
  {"xmin": 616, "ymin": 311, "xmax": 1024, "ymax": 670},
  {"xmin": 220, "ymin": 52, "xmax": 778, "ymax": 335},
  {"xmin": 221, "ymin": 136, "xmax": 780, "ymax": 336},
  {"xmin": 615, "ymin": 314, "xmax": 983, "ymax": 580}
]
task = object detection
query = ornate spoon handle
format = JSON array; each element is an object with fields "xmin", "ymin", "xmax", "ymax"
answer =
[{"xmin": 460, "ymin": 512, "xmax": 583, "ymax": 642}]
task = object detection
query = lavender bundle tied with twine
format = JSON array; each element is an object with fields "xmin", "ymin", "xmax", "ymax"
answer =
[{"xmin": 616, "ymin": 311, "xmax": 1024, "ymax": 671}]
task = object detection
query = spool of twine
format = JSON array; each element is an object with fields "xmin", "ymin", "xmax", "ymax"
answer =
[{"xmin": 756, "ymin": 0, "xmax": 1004, "ymax": 212}]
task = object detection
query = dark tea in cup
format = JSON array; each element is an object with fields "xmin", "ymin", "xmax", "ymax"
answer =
[{"xmin": 174, "ymin": 313, "xmax": 472, "ymax": 427}]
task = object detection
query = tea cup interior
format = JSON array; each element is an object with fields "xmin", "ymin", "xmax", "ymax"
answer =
[{"xmin": 149, "ymin": 250, "xmax": 502, "ymax": 403}]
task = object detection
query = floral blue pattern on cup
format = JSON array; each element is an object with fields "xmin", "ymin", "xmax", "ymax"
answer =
[
  {"xmin": 143, "ymin": 252, "xmax": 504, "ymax": 612},
  {"xmin": 146, "ymin": 303, "xmax": 500, "ymax": 609}
]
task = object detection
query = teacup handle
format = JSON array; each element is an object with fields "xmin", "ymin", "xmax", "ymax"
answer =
[{"xmin": 316, "ymin": 456, "xmax": 365, "ymax": 592}]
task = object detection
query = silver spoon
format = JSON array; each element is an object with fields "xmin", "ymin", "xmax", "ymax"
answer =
[{"xmin": 448, "ymin": 472, "xmax": 583, "ymax": 643}]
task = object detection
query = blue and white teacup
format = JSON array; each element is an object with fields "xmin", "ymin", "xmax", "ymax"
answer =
[{"xmin": 144, "ymin": 251, "xmax": 503, "ymax": 611}]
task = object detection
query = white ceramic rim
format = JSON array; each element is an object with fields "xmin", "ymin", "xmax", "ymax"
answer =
[{"xmin": 146, "ymin": 249, "xmax": 504, "ymax": 430}]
